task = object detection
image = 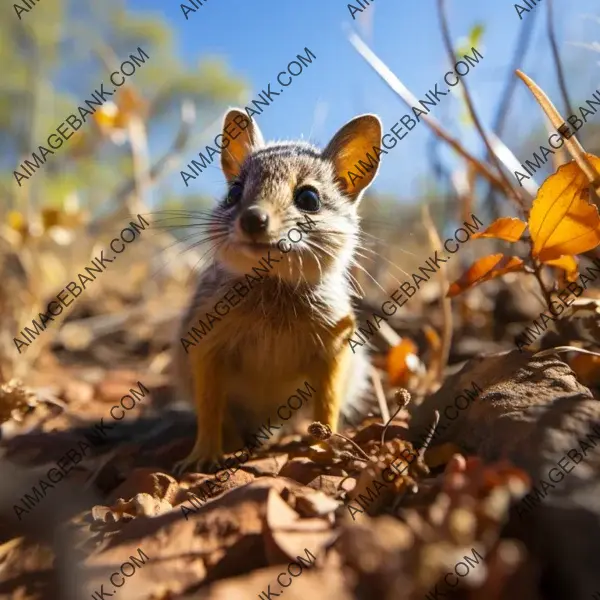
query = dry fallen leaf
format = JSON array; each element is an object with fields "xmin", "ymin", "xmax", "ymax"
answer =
[
  {"xmin": 471, "ymin": 217, "xmax": 527, "ymax": 243},
  {"xmin": 264, "ymin": 486, "xmax": 335, "ymax": 566},
  {"xmin": 447, "ymin": 254, "xmax": 525, "ymax": 298},
  {"xmin": 0, "ymin": 380, "xmax": 37, "ymax": 425},
  {"xmin": 423, "ymin": 443, "xmax": 464, "ymax": 469},
  {"xmin": 529, "ymin": 156, "xmax": 600, "ymax": 261}
]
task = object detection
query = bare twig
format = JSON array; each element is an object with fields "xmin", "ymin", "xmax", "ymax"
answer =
[
  {"xmin": 438, "ymin": 0, "xmax": 527, "ymax": 211},
  {"xmin": 91, "ymin": 101, "xmax": 200, "ymax": 232},
  {"xmin": 535, "ymin": 346, "xmax": 600, "ymax": 358},
  {"xmin": 370, "ymin": 366, "xmax": 390, "ymax": 423},
  {"xmin": 484, "ymin": 9, "xmax": 538, "ymax": 219},
  {"xmin": 547, "ymin": 0, "xmax": 575, "ymax": 119},
  {"xmin": 486, "ymin": 132, "xmax": 540, "ymax": 199},
  {"xmin": 333, "ymin": 433, "xmax": 372, "ymax": 462},
  {"xmin": 381, "ymin": 389, "xmax": 411, "ymax": 447},
  {"xmin": 515, "ymin": 70, "xmax": 600, "ymax": 195},
  {"xmin": 531, "ymin": 260, "xmax": 553, "ymax": 311},
  {"xmin": 419, "ymin": 410, "xmax": 441, "ymax": 457},
  {"xmin": 126, "ymin": 114, "xmax": 152, "ymax": 216},
  {"xmin": 375, "ymin": 319, "xmax": 403, "ymax": 347},
  {"xmin": 346, "ymin": 30, "xmax": 513, "ymax": 197},
  {"xmin": 114, "ymin": 101, "xmax": 200, "ymax": 208},
  {"xmin": 421, "ymin": 205, "xmax": 452, "ymax": 388}
]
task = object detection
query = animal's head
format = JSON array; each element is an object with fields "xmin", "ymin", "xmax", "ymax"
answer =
[{"xmin": 212, "ymin": 109, "xmax": 382, "ymax": 285}]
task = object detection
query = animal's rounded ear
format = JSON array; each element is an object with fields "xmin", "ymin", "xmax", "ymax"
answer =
[
  {"xmin": 220, "ymin": 108, "xmax": 265, "ymax": 182},
  {"xmin": 322, "ymin": 114, "xmax": 382, "ymax": 201}
]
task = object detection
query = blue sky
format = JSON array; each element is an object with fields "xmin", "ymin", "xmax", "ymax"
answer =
[{"xmin": 128, "ymin": 0, "xmax": 600, "ymax": 202}]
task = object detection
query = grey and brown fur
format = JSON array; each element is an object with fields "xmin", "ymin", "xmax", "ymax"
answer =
[{"xmin": 172, "ymin": 109, "xmax": 382, "ymax": 471}]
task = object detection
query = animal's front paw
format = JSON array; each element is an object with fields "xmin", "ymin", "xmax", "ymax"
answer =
[{"xmin": 173, "ymin": 447, "xmax": 222, "ymax": 476}]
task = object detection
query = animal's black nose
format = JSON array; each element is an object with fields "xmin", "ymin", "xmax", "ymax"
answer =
[{"xmin": 240, "ymin": 206, "xmax": 269, "ymax": 234}]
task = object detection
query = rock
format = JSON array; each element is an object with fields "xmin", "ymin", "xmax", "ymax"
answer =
[{"xmin": 408, "ymin": 350, "xmax": 600, "ymax": 598}]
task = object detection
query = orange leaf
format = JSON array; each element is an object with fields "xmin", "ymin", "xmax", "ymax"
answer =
[
  {"xmin": 529, "ymin": 155, "xmax": 600, "ymax": 261},
  {"xmin": 471, "ymin": 217, "xmax": 527, "ymax": 242},
  {"xmin": 387, "ymin": 338, "xmax": 419, "ymax": 387},
  {"xmin": 544, "ymin": 255, "xmax": 579, "ymax": 282},
  {"xmin": 446, "ymin": 254, "xmax": 525, "ymax": 298},
  {"xmin": 117, "ymin": 86, "xmax": 147, "ymax": 118}
]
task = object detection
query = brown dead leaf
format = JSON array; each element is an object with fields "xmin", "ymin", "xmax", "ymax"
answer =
[
  {"xmin": 294, "ymin": 489, "xmax": 340, "ymax": 518},
  {"xmin": 423, "ymin": 443, "xmax": 464, "ymax": 469},
  {"xmin": 108, "ymin": 469, "xmax": 179, "ymax": 505},
  {"xmin": 92, "ymin": 492, "xmax": 173, "ymax": 527},
  {"xmin": 306, "ymin": 474, "xmax": 352, "ymax": 496},
  {"xmin": 178, "ymin": 469, "xmax": 255, "ymax": 508},
  {"xmin": 241, "ymin": 454, "xmax": 288, "ymax": 477},
  {"xmin": 346, "ymin": 462, "xmax": 395, "ymax": 516},
  {"xmin": 279, "ymin": 457, "xmax": 346, "ymax": 485},
  {"xmin": 84, "ymin": 479, "xmax": 296, "ymax": 598},
  {"xmin": 264, "ymin": 488, "xmax": 336, "ymax": 566},
  {"xmin": 0, "ymin": 380, "xmax": 37, "ymax": 425}
]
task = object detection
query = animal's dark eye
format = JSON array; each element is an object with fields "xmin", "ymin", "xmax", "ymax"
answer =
[
  {"xmin": 225, "ymin": 183, "xmax": 243, "ymax": 207},
  {"xmin": 294, "ymin": 187, "xmax": 321, "ymax": 212}
]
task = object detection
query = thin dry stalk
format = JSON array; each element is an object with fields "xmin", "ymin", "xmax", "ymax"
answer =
[
  {"xmin": 483, "ymin": 10, "xmax": 538, "ymax": 219},
  {"xmin": 380, "ymin": 389, "xmax": 412, "ymax": 446},
  {"xmin": 370, "ymin": 365, "xmax": 391, "ymax": 423},
  {"xmin": 421, "ymin": 205, "xmax": 452, "ymax": 390},
  {"xmin": 544, "ymin": 1, "xmax": 577, "ymax": 174},
  {"xmin": 437, "ymin": 0, "xmax": 527, "ymax": 212},
  {"xmin": 516, "ymin": 70, "xmax": 600, "ymax": 196},
  {"xmin": 419, "ymin": 410, "xmax": 441, "ymax": 457},
  {"xmin": 535, "ymin": 346, "xmax": 600, "ymax": 358},
  {"xmin": 346, "ymin": 30, "xmax": 512, "ymax": 197},
  {"xmin": 547, "ymin": 0, "xmax": 575, "ymax": 118},
  {"xmin": 127, "ymin": 114, "xmax": 152, "ymax": 216}
]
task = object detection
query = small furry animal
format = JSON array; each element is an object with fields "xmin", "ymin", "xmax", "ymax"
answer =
[{"xmin": 173, "ymin": 108, "xmax": 382, "ymax": 473}]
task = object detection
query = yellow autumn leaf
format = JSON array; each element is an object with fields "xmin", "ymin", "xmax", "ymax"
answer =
[
  {"xmin": 471, "ymin": 217, "xmax": 527, "ymax": 243},
  {"xmin": 447, "ymin": 254, "xmax": 525, "ymax": 298},
  {"xmin": 93, "ymin": 102, "xmax": 128, "ymax": 131},
  {"xmin": 529, "ymin": 155, "xmax": 600, "ymax": 262},
  {"xmin": 544, "ymin": 255, "xmax": 579, "ymax": 282},
  {"xmin": 7, "ymin": 210, "xmax": 26, "ymax": 232}
]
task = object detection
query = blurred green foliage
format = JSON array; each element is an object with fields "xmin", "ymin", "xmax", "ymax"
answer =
[{"xmin": 1, "ymin": 0, "xmax": 246, "ymax": 216}]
